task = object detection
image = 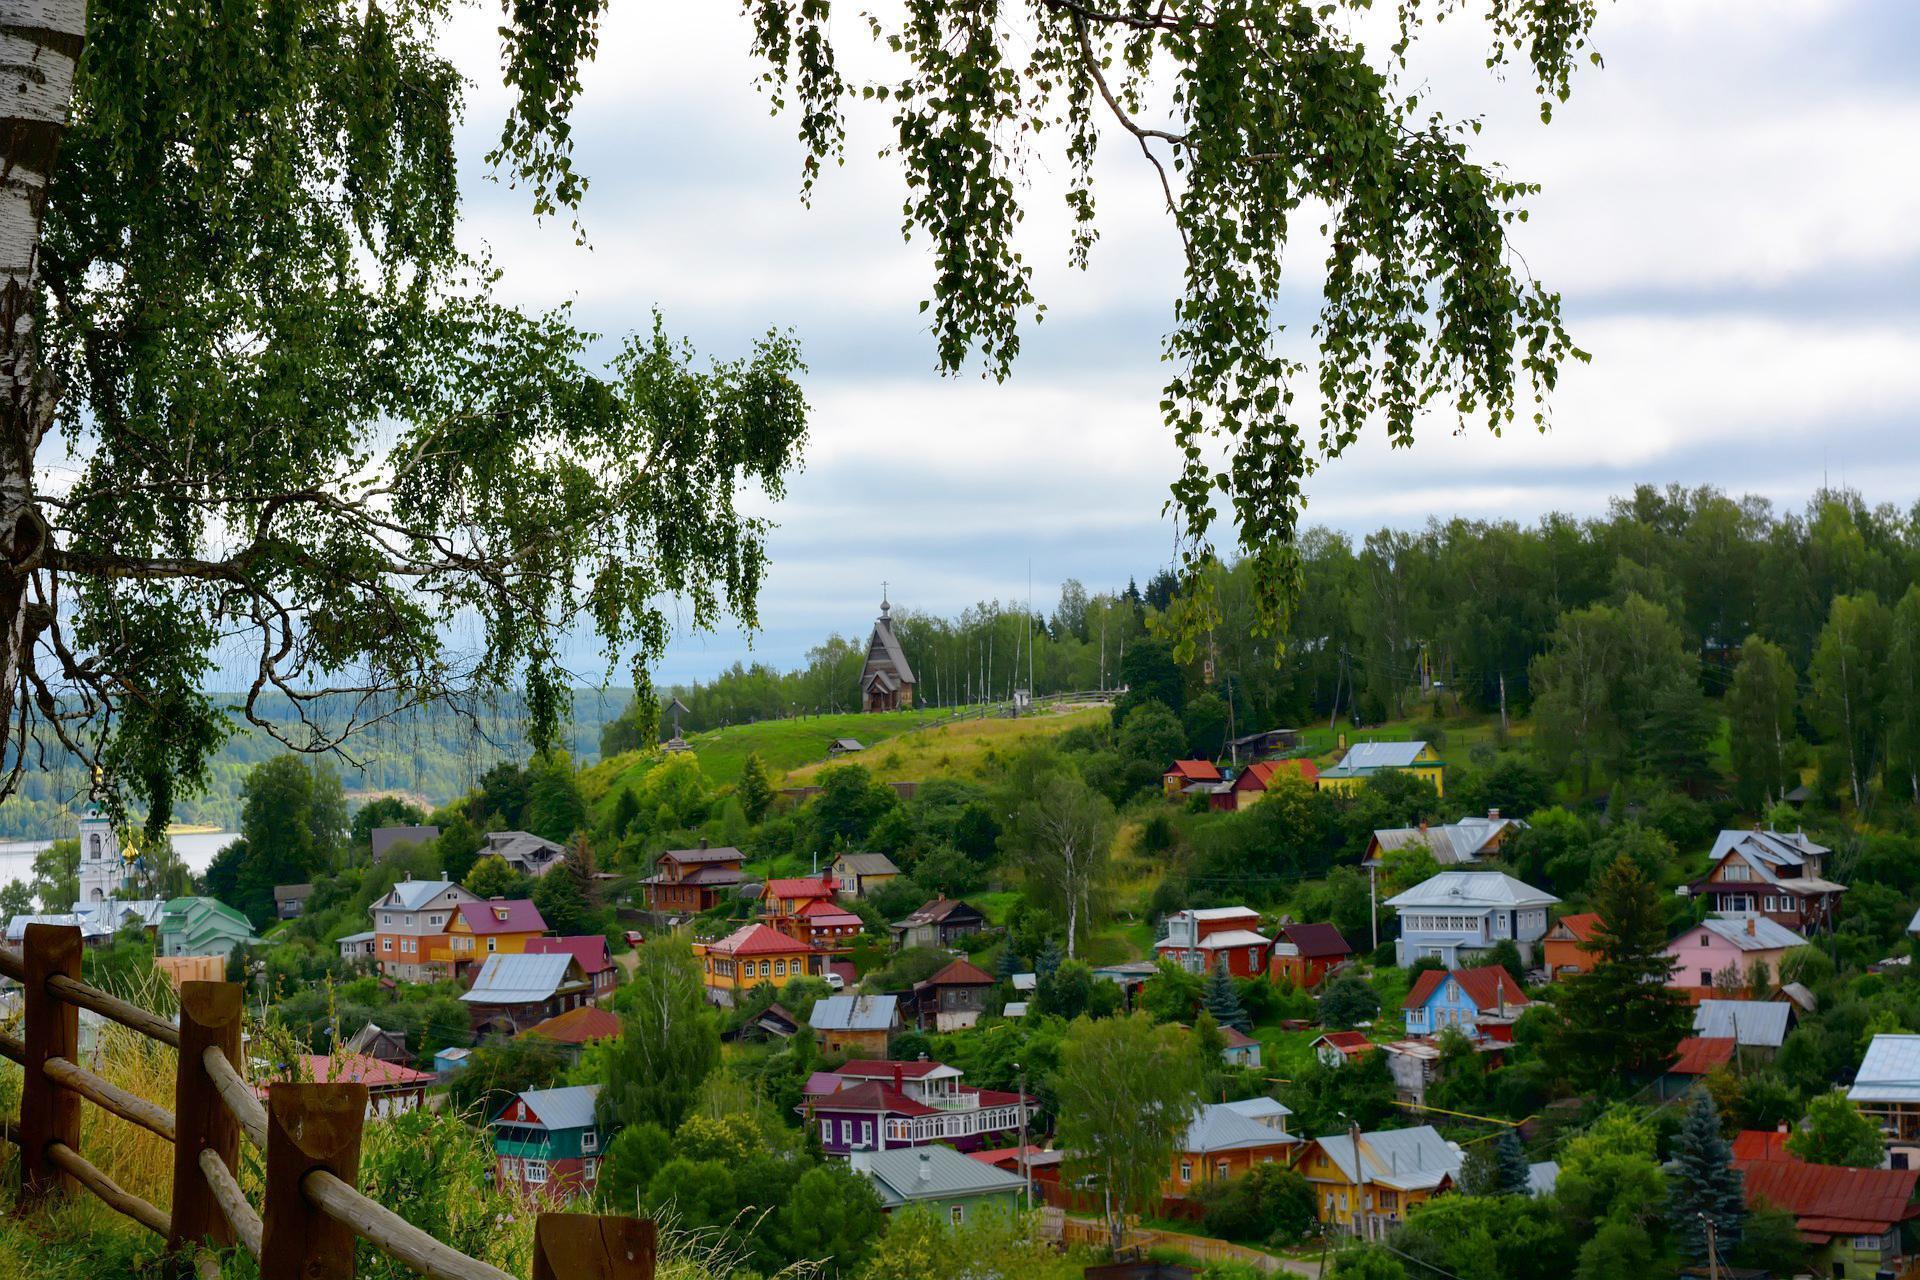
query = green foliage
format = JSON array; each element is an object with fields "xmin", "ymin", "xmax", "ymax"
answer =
[
  {"xmin": 1142, "ymin": 959, "xmax": 1205, "ymax": 1024},
  {"xmin": 1001, "ymin": 770, "xmax": 1115, "ymax": 957},
  {"xmin": 767, "ymin": 1164, "xmax": 887, "ymax": 1277},
  {"xmin": 525, "ymin": 751, "xmax": 589, "ymax": 843},
  {"xmin": 1281, "ymin": 1052, "xmax": 1398, "ymax": 1137},
  {"xmin": 461, "ymin": 856, "xmax": 527, "ymax": 901},
  {"xmin": 812, "ymin": 764, "xmax": 900, "ymax": 848},
  {"xmin": 1318, "ymin": 973, "xmax": 1380, "ymax": 1031},
  {"xmin": 1667, "ymin": 1090, "xmax": 1745, "ymax": 1264},
  {"xmin": 217, "ymin": 755, "xmax": 348, "ymax": 923},
  {"xmin": 1544, "ymin": 857, "xmax": 1690, "ymax": 1089},
  {"xmin": 1731, "ymin": 1201, "xmax": 1806, "ymax": 1274},
  {"xmin": 737, "ymin": 753, "xmax": 774, "ymax": 823},
  {"xmin": 0, "ymin": 880, "xmax": 33, "ymax": 918},
  {"xmin": 1552, "ymin": 1106, "xmax": 1665, "ymax": 1243},
  {"xmin": 1327, "ymin": 1247, "xmax": 1407, "ymax": 1280},
  {"xmin": 1808, "ymin": 591, "xmax": 1894, "ymax": 810},
  {"xmin": 1727, "ymin": 635, "xmax": 1801, "ymax": 809},
  {"xmin": 1203, "ymin": 959, "xmax": 1251, "ymax": 1032},
  {"xmin": 351, "ymin": 796, "xmax": 427, "ymax": 855},
  {"xmin": 443, "ymin": 1036, "xmax": 568, "ymax": 1122},
  {"xmin": 592, "ymin": 937, "xmax": 721, "ymax": 1132},
  {"xmin": 531, "ymin": 864, "xmax": 590, "ymax": 935},
  {"xmin": 1115, "ymin": 641, "xmax": 1187, "ymax": 722},
  {"xmin": 1391, "ymin": 1193, "xmax": 1573, "ymax": 1280},
  {"xmin": 29, "ymin": 839, "xmax": 79, "ymax": 911},
  {"xmin": 854, "ymin": 1206, "xmax": 1056, "ymax": 1280},
  {"xmin": 1573, "ymin": 1218, "xmax": 1654, "ymax": 1280},
  {"xmin": 1054, "ymin": 1013, "xmax": 1203, "ymax": 1251},
  {"xmin": 1786, "ymin": 1090, "xmax": 1886, "ymax": 1166}
]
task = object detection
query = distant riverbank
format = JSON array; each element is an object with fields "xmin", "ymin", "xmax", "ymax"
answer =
[{"xmin": 0, "ymin": 830, "xmax": 236, "ymax": 891}]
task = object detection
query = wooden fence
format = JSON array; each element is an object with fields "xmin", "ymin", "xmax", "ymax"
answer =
[{"xmin": 0, "ymin": 923, "xmax": 655, "ymax": 1279}]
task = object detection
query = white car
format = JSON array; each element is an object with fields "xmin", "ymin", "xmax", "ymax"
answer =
[{"xmin": 823, "ymin": 973, "xmax": 846, "ymax": 991}]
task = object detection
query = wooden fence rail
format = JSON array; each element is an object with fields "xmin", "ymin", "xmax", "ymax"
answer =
[{"xmin": 0, "ymin": 923, "xmax": 656, "ymax": 1279}]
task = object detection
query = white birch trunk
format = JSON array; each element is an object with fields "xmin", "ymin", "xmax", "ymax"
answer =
[{"xmin": 0, "ymin": 0, "xmax": 85, "ymax": 767}]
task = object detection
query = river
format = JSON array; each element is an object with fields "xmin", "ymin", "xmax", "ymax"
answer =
[{"xmin": 0, "ymin": 830, "xmax": 237, "ymax": 890}]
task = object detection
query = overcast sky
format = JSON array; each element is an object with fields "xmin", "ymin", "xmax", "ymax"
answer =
[{"xmin": 439, "ymin": 0, "xmax": 1920, "ymax": 687}]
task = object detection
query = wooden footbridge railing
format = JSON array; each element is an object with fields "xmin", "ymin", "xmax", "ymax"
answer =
[{"xmin": 0, "ymin": 923, "xmax": 654, "ymax": 1279}]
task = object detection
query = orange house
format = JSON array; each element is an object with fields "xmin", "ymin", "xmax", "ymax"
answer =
[
  {"xmin": 1166, "ymin": 1101, "xmax": 1298, "ymax": 1196},
  {"xmin": 1542, "ymin": 912, "xmax": 1602, "ymax": 981},
  {"xmin": 431, "ymin": 899, "xmax": 548, "ymax": 975},
  {"xmin": 694, "ymin": 923, "xmax": 823, "ymax": 1004}
]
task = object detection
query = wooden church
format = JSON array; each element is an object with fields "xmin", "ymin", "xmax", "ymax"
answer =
[{"xmin": 861, "ymin": 593, "xmax": 916, "ymax": 712}]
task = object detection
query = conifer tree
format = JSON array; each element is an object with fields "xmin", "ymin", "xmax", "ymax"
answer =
[
  {"xmin": 1494, "ymin": 1129, "xmax": 1531, "ymax": 1196},
  {"xmin": 994, "ymin": 944, "xmax": 1024, "ymax": 983},
  {"xmin": 1668, "ymin": 1090, "xmax": 1745, "ymax": 1264},
  {"xmin": 1546, "ymin": 855, "xmax": 1691, "ymax": 1088},
  {"xmin": 1036, "ymin": 938, "xmax": 1063, "ymax": 987},
  {"xmin": 1204, "ymin": 960, "xmax": 1251, "ymax": 1033}
]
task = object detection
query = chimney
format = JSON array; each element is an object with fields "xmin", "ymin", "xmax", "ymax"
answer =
[
  {"xmin": 1746, "ymin": 917, "xmax": 1756, "ymax": 937},
  {"xmin": 491, "ymin": 896, "xmax": 505, "ymax": 903},
  {"xmin": 699, "ymin": 838, "xmax": 709, "ymax": 850},
  {"xmin": 1488, "ymin": 808, "xmax": 1500, "ymax": 821},
  {"xmin": 918, "ymin": 1150, "xmax": 933, "ymax": 1183},
  {"xmin": 892, "ymin": 1064, "xmax": 904, "ymax": 1091},
  {"xmin": 1418, "ymin": 819, "xmax": 1429, "ymax": 834}
]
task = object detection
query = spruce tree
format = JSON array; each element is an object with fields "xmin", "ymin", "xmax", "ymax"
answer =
[
  {"xmin": 738, "ymin": 754, "xmax": 774, "ymax": 824},
  {"xmin": 1494, "ymin": 1129, "xmax": 1531, "ymax": 1196},
  {"xmin": 1668, "ymin": 1090, "xmax": 1745, "ymax": 1264},
  {"xmin": 994, "ymin": 944, "xmax": 1024, "ymax": 983},
  {"xmin": 1036, "ymin": 938, "xmax": 1064, "ymax": 987},
  {"xmin": 1204, "ymin": 960, "xmax": 1251, "ymax": 1033}
]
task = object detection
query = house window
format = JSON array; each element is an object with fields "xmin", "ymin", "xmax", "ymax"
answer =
[
  {"xmin": 488, "ymin": 939, "xmax": 497, "ymax": 952},
  {"xmin": 383, "ymin": 914, "xmax": 392, "ymax": 925},
  {"xmin": 1216, "ymin": 1161, "xmax": 1230, "ymax": 1179},
  {"xmin": 950, "ymin": 1205, "xmax": 965, "ymax": 1226},
  {"xmin": 583, "ymin": 1158, "xmax": 598, "ymax": 1182},
  {"xmin": 1699, "ymin": 970, "xmax": 1713, "ymax": 986},
  {"xmin": 429, "ymin": 915, "xmax": 442, "ymax": 926},
  {"xmin": 1180, "ymin": 1160, "xmax": 1192, "ymax": 1181},
  {"xmin": 861, "ymin": 1121, "xmax": 873, "ymax": 1146},
  {"xmin": 1699, "ymin": 935, "xmax": 1709, "ymax": 946},
  {"xmin": 523, "ymin": 1159, "xmax": 548, "ymax": 1185},
  {"xmin": 820, "ymin": 1120, "xmax": 833, "ymax": 1143},
  {"xmin": 582, "ymin": 1131, "xmax": 598, "ymax": 1153},
  {"xmin": 775, "ymin": 960, "xmax": 786, "ymax": 977},
  {"xmin": 761, "ymin": 960, "xmax": 771, "ymax": 977},
  {"xmin": 382, "ymin": 939, "xmax": 393, "ymax": 952},
  {"xmin": 841, "ymin": 1120, "xmax": 853, "ymax": 1145}
]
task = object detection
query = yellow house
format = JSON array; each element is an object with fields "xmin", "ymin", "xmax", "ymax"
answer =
[
  {"xmin": 1316, "ymin": 741, "xmax": 1445, "ymax": 798},
  {"xmin": 1291, "ymin": 1127, "xmax": 1459, "ymax": 1240},
  {"xmin": 427, "ymin": 899, "xmax": 548, "ymax": 975},
  {"xmin": 693, "ymin": 923, "xmax": 822, "ymax": 1000}
]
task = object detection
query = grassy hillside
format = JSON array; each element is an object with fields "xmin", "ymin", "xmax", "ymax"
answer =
[{"xmin": 783, "ymin": 705, "xmax": 1107, "ymax": 786}]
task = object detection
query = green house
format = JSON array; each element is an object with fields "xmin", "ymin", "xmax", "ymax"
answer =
[
  {"xmin": 158, "ymin": 897, "xmax": 258, "ymax": 959},
  {"xmin": 849, "ymin": 1144, "xmax": 1027, "ymax": 1225}
]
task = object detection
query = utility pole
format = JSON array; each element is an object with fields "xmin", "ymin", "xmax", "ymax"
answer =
[
  {"xmin": 1368, "ymin": 864, "xmax": 1379, "ymax": 951},
  {"xmin": 1702, "ymin": 1213, "xmax": 1719, "ymax": 1280},
  {"xmin": 1015, "ymin": 1061, "xmax": 1032, "ymax": 1211},
  {"xmin": 1499, "ymin": 671, "xmax": 1509, "ymax": 737}
]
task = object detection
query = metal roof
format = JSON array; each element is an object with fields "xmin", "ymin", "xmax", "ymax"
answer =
[
  {"xmin": 1182, "ymin": 1102, "xmax": 1297, "ymax": 1153},
  {"xmin": 864, "ymin": 608, "xmax": 916, "ymax": 686},
  {"xmin": 857, "ymin": 1145, "xmax": 1026, "ymax": 1208},
  {"xmin": 1221, "ymin": 1097, "xmax": 1292, "ymax": 1124},
  {"xmin": 809, "ymin": 994, "xmax": 900, "ymax": 1032},
  {"xmin": 1697, "ymin": 915, "xmax": 1807, "ymax": 952},
  {"xmin": 458, "ymin": 953, "xmax": 579, "ymax": 1005},
  {"xmin": 1324, "ymin": 741, "xmax": 1435, "ymax": 777},
  {"xmin": 1694, "ymin": 999, "xmax": 1791, "ymax": 1048},
  {"xmin": 834, "ymin": 852, "xmax": 901, "ymax": 876},
  {"xmin": 497, "ymin": 1084, "xmax": 601, "ymax": 1131},
  {"xmin": 1309, "ymin": 1125, "xmax": 1461, "ymax": 1192},
  {"xmin": 1850, "ymin": 1034, "xmax": 1920, "ymax": 1104},
  {"xmin": 1384, "ymin": 871, "xmax": 1558, "ymax": 910},
  {"xmin": 383, "ymin": 879, "xmax": 467, "ymax": 912}
]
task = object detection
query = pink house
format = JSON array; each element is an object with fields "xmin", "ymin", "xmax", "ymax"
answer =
[{"xmin": 1665, "ymin": 915, "xmax": 1807, "ymax": 1002}]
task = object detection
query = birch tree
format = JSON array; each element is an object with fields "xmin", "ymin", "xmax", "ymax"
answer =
[
  {"xmin": 1883, "ymin": 586, "xmax": 1920, "ymax": 805},
  {"xmin": 1807, "ymin": 592, "xmax": 1892, "ymax": 812},
  {"xmin": 1004, "ymin": 771, "xmax": 1115, "ymax": 957},
  {"xmin": 0, "ymin": 0, "xmax": 1601, "ymax": 825},
  {"xmin": 1726, "ymin": 634, "xmax": 1799, "ymax": 809}
]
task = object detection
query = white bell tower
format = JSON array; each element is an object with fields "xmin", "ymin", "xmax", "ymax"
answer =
[{"xmin": 76, "ymin": 806, "xmax": 121, "ymax": 905}]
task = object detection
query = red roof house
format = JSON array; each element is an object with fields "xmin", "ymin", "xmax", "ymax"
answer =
[
  {"xmin": 262, "ymin": 1053, "xmax": 433, "ymax": 1119},
  {"xmin": 1731, "ymin": 1127, "xmax": 1798, "ymax": 1164},
  {"xmin": 454, "ymin": 898, "xmax": 547, "ymax": 936},
  {"xmin": 1222, "ymin": 759, "xmax": 1320, "ymax": 811},
  {"xmin": 1271, "ymin": 922, "xmax": 1354, "ymax": 989},
  {"xmin": 1662, "ymin": 1036, "xmax": 1737, "ymax": 1090},
  {"xmin": 1543, "ymin": 912, "xmax": 1604, "ymax": 981},
  {"xmin": 522, "ymin": 1004, "xmax": 623, "ymax": 1047},
  {"xmin": 1310, "ymin": 1031, "xmax": 1376, "ymax": 1066},
  {"xmin": 1735, "ymin": 1158, "xmax": 1920, "ymax": 1262},
  {"xmin": 1163, "ymin": 759, "xmax": 1224, "ymax": 798},
  {"xmin": 524, "ymin": 935, "xmax": 616, "ymax": 997}
]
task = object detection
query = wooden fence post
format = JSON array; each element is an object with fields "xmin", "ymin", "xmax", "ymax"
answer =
[
  {"xmin": 168, "ymin": 981, "xmax": 244, "ymax": 1257},
  {"xmin": 261, "ymin": 1083, "xmax": 367, "ymax": 1280},
  {"xmin": 532, "ymin": 1215, "xmax": 656, "ymax": 1280},
  {"xmin": 18, "ymin": 923, "xmax": 82, "ymax": 1206}
]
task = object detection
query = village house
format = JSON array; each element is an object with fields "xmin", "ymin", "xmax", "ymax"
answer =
[
  {"xmin": 342, "ymin": 1022, "xmax": 409, "ymax": 1065},
  {"xmin": 1292, "ymin": 1126, "xmax": 1462, "ymax": 1239},
  {"xmin": 1656, "ymin": 1037, "xmax": 1738, "ymax": 1099},
  {"xmin": 521, "ymin": 1005, "xmax": 622, "ymax": 1062},
  {"xmin": 1221, "ymin": 1027, "xmax": 1263, "ymax": 1068},
  {"xmin": 1850, "ymin": 1034, "xmax": 1920, "ymax": 1170},
  {"xmin": 267, "ymin": 1054, "xmax": 434, "ymax": 1120},
  {"xmin": 762, "ymin": 875, "xmax": 838, "ymax": 917},
  {"xmin": 641, "ymin": 844, "xmax": 746, "ymax": 914},
  {"xmin": 158, "ymin": 896, "xmax": 258, "ymax": 959},
  {"xmin": 1693, "ymin": 998, "xmax": 1792, "ymax": 1058},
  {"xmin": 1162, "ymin": 759, "xmax": 1224, "ymax": 799},
  {"xmin": 273, "ymin": 883, "xmax": 313, "ymax": 920},
  {"xmin": 1222, "ymin": 758, "xmax": 1319, "ymax": 811},
  {"xmin": 492, "ymin": 1084, "xmax": 605, "ymax": 1201},
  {"xmin": 370, "ymin": 825, "xmax": 439, "ymax": 860},
  {"xmin": 694, "ymin": 922, "xmax": 823, "ymax": 1006},
  {"xmin": 1317, "ymin": 741, "xmax": 1445, "ymax": 797},
  {"xmin": 891, "ymin": 897, "xmax": 987, "ymax": 951},
  {"xmin": 1311, "ymin": 1031, "xmax": 1377, "ymax": 1068},
  {"xmin": 831, "ymin": 852, "xmax": 902, "ymax": 899},
  {"xmin": 434, "ymin": 898, "xmax": 548, "ymax": 978},
  {"xmin": 459, "ymin": 952, "xmax": 592, "ymax": 1035},
  {"xmin": 1364, "ymin": 810, "xmax": 1528, "ymax": 868},
  {"xmin": 803, "ymin": 1058, "xmax": 1033, "ymax": 1155},
  {"xmin": 860, "ymin": 594, "xmax": 916, "ymax": 712},
  {"xmin": 1733, "ymin": 1139, "xmax": 1920, "ymax": 1277},
  {"xmin": 849, "ymin": 1145, "xmax": 1028, "ymax": 1222},
  {"xmin": 371, "ymin": 878, "xmax": 480, "ymax": 982},
  {"xmin": 337, "ymin": 930, "xmax": 377, "ymax": 963},
  {"xmin": 808, "ymin": 994, "xmax": 902, "ymax": 1058},
  {"xmin": 1167, "ymin": 1101, "xmax": 1297, "ymax": 1196},
  {"xmin": 1541, "ymin": 912, "xmax": 1602, "ymax": 981},
  {"xmin": 1693, "ymin": 828, "xmax": 1846, "ymax": 934},
  {"xmin": 525, "ymin": 935, "xmax": 618, "ymax": 1000},
  {"xmin": 1155, "ymin": 907, "xmax": 1271, "ymax": 978},
  {"xmin": 1270, "ymin": 922, "xmax": 1353, "ymax": 989},
  {"xmin": 1402, "ymin": 966, "xmax": 1530, "ymax": 1041},
  {"xmin": 784, "ymin": 895, "xmax": 866, "ymax": 951},
  {"xmin": 6, "ymin": 912, "xmax": 112, "ymax": 947},
  {"xmin": 1383, "ymin": 871, "xmax": 1558, "ymax": 968},
  {"xmin": 478, "ymin": 830, "xmax": 569, "ymax": 879},
  {"xmin": 1663, "ymin": 914, "xmax": 1806, "ymax": 999},
  {"xmin": 911, "ymin": 958, "xmax": 998, "ymax": 1031}
]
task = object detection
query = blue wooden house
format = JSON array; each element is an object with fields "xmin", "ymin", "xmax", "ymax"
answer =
[
  {"xmin": 1402, "ymin": 966, "xmax": 1531, "ymax": 1040},
  {"xmin": 490, "ymin": 1084, "xmax": 604, "ymax": 1201}
]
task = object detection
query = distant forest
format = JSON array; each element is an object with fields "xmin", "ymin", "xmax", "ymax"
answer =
[
  {"xmin": 0, "ymin": 689, "xmax": 632, "ymax": 840},
  {"xmin": 622, "ymin": 484, "xmax": 1920, "ymax": 809}
]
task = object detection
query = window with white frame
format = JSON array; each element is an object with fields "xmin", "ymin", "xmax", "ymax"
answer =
[
  {"xmin": 582, "ymin": 1130, "xmax": 598, "ymax": 1153},
  {"xmin": 950, "ymin": 1205, "xmax": 965, "ymax": 1225},
  {"xmin": 382, "ymin": 939, "xmax": 393, "ymax": 952},
  {"xmin": 1180, "ymin": 1160, "xmax": 1192, "ymax": 1181},
  {"xmin": 523, "ymin": 1159, "xmax": 548, "ymax": 1184}
]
